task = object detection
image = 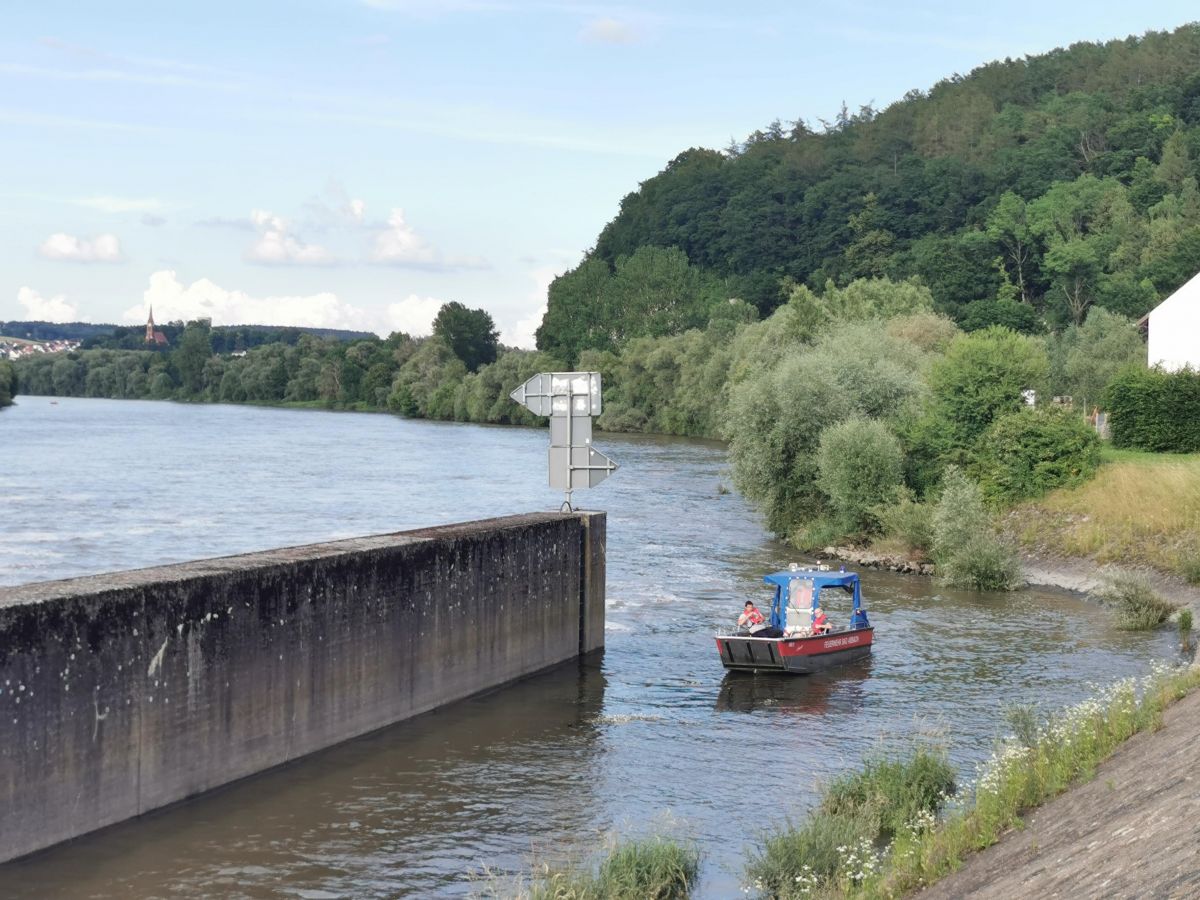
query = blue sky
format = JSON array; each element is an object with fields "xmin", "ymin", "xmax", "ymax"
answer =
[{"xmin": 2, "ymin": 1, "xmax": 1197, "ymax": 346}]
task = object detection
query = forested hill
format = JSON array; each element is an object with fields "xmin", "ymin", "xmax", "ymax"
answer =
[{"xmin": 537, "ymin": 23, "xmax": 1200, "ymax": 364}]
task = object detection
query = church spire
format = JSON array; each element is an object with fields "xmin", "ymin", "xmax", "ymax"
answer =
[{"xmin": 145, "ymin": 306, "xmax": 156, "ymax": 343}]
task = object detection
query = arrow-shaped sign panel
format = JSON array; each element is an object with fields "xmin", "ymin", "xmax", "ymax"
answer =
[
  {"xmin": 549, "ymin": 445, "xmax": 619, "ymax": 491},
  {"xmin": 510, "ymin": 371, "xmax": 617, "ymax": 507}
]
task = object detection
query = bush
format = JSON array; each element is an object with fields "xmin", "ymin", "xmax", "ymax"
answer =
[
  {"xmin": 931, "ymin": 468, "xmax": 1022, "ymax": 590},
  {"xmin": 1104, "ymin": 365, "xmax": 1200, "ymax": 453},
  {"xmin": 876, "ymin": 491, "xmax": 935, "ymax": 554},
  {"xmin": 924, "ymin": 326, "xmax": 1050, "ymax": 449},
  {"xmin": 816, "ymin": 418, "xmax": 905, "ymax": 534},
  {"xmin": 936, "ymin": 534, "xmax": 1023, "ymax": 592},
  {"xmin": 0, "ymin": 359, "xmax": 16, "ymax": 407},
  {"xmin": 973, "ymin": 406, "xmax": 1101, "ymax": 503},
  {"xmin": 1092, "ymin": 571, "xmax": 1179, "ymax": 630}
]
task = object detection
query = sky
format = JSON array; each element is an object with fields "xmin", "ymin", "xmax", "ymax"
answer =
[{"xmin": 2, "ymin": 1, "xmax": 1198, "ymax": 347}]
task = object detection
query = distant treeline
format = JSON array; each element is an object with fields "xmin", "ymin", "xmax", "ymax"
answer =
[{"xmin": 0, "ymin": 320, "xmax": 376, "ymax": 349}]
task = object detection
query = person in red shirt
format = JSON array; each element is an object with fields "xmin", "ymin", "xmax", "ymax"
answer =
[{"xmin": 812, "ymin": 605, "xmax": 831, "ymax": 634}]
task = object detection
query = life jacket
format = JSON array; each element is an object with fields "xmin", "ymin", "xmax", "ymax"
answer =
[
  {"xmin": 813, "ymin": 611, "xmax": 829, "ymax": 631},
  {"xmin": 744, "ymin": 606, "xmax": 765, "ymax": 625}
]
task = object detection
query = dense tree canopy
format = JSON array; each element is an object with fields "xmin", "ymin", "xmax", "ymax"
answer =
[
  {"xmin": 537, "ymin": 23, "xmax": 1200, "ymax": 358},
  {"xmin": 432, "ymin": 302, "xmax": 499, "ymax": 372}
]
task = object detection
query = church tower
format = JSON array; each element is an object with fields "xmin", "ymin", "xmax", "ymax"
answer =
[{"xmin": 145, "ymin": 306, "xmax": 156, "ymax": 344}]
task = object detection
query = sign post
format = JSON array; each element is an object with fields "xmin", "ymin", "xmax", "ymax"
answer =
[{"xmin": 510, "ymin": 371, "xmax": 618, "ymax": 510}]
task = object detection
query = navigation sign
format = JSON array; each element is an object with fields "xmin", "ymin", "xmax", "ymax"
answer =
[{"xmin": 510, "ymin": 371, "xmax": 619, "ymax": 510}]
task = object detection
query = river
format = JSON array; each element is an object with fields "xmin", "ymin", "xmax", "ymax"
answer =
[{"xmin": 0, "ymin": 396, "xmax": 1182, "ymax": 897}]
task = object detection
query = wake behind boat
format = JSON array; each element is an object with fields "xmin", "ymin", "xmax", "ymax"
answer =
[{"xmin": 715, "ymin": 567, "xmax": 874, "ymax": 675}]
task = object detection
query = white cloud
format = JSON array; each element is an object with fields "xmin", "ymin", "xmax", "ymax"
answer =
[
  {"xmin": 385, "ymin": 294, "xmax": 445, "ymax": 336},
  {"xmin": 581, "ymin": 17, "xmax": 639, "ymax": 44},
  {"xmin": 245, "ymin": 209, "xmax": 336, "ymax": 266},
  {"xmin": 370, "ymin": 208, "xmax": 488, "ymax": 271},
  {"xmin": 75, "ymin": 195, "xmax": 161, "ymax": 213},
  {"xmin": 371, "ymin": 208, "xmax": 435, "ymax": 265},
  {"xmin": 37, "ymin": 232, "xmax": 123, "ymax": 262},
  {"xmin": 301, "ymin": 181, "xmax": 368, "ymax": 230},
  {"xmin": 124, "ymin": 270, "xmax": 375, "ymax": 331},
  {"xmin": 17, "ymin": 286, "xmax": 79, "ymax": 322},
  {"xmin": 500, "ymin": 266, "xmax": 556, "ymax": 349}
]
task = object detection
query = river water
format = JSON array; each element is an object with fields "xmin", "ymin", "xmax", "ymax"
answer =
[{"xmin": 0, "ymin": 397, "xmax": 1182, "ymax": 898}]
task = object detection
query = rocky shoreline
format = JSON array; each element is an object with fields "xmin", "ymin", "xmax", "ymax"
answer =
[{"xmin": 819, "ymin": 545, "xmax": 1200, "ymax": 616}]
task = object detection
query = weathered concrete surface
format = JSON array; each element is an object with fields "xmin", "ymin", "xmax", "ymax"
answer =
[
  {"xmin": 918, "ymin": 685, "xmax": 1200, "ymax": 899},
  {"xmin": 0, "ymin": 512, "xmax": 605, "ymax": 864}
]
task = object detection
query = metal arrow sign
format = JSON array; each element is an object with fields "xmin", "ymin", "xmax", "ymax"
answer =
[{"xmin": 510, "ymin": 371, "xmax": 619, "ymax": 510}]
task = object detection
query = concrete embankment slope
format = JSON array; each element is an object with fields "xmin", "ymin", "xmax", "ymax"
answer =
[
  {"xmin": 919, "ymin": 682, "xmax": 1200, "ymax": 899},
  {"xmin": 0, "ymin": 511, "xmax": 605, "ymax": 865}
]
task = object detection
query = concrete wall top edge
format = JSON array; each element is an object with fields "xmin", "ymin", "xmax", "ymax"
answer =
[{"xmin": 0, "ymin": 511, "xmax": 596, "ymax": 608}]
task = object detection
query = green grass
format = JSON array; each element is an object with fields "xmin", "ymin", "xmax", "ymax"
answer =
[
  {"xmin": 744, "ymin": 746, "xmax": 955, "ymax": 898},
  {"xmin": 743, "ymin": 663, "xmax": 1200, "ymax": 899},
  {"xmin": 1092, "ymin": 571, "xmax": 1179, "ymax": 630},
  {"xmin": 485, "ymin": 835, "xmax": 700, "ymax": 900},
  {"xmin": 1009, "ymin": 444, "xmax": 1200, "ymax": 578}
]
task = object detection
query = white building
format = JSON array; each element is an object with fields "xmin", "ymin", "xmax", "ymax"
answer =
[{"xmin": 1144, "ymin": 271, "xmax": 1200, "ymax": 371}]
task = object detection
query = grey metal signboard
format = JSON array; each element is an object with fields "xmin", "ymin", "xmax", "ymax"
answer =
[{"xmin": 510, "ymin": 371, "xmax": 618, "ymax": 509}]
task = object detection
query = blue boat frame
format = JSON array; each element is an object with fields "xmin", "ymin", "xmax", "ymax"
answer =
[{"xmin": 762, "ymin": 569, "xmax": 872, "ymax": 632}]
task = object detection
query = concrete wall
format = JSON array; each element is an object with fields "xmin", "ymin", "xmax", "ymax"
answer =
[{"xmin": 0, "ymin": 511, "xmax": 605, "ymax": 864}]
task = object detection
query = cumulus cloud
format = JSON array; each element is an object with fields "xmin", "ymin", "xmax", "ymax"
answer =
[
  {"xmin": 581, "ymin": 17, "xmax": 639, "ymax": 44},
  {"xmin": 245, "ymin": 209, "xmax": 336, "ymax": 266},
  {"xmin": 385, "ymin": 294, "xmax": 445, "ymax": 336},
  {"xmin": 500, "ymin": 266, "xmax": 555, "ymax": 349},
  {"xmin": 17, "ymin": 286, "xmax": 79, "ymax": 322},
  {"xmin": 370, "ymin": 208, "xmax": 488, "ymax": 271},
  {"xmin": 37, "ymin": 232, "xmax": 123, "ymax": 262},
  {"xmin": 123, "ymin": 270, "xmax": 375, "ymax": 331}
]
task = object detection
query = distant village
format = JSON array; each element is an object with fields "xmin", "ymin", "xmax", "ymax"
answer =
[{"xmin": 0, "ymin": 338, "xmax": 81, "ymax": 360}]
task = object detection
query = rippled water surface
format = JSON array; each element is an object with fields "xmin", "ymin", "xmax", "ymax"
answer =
[{"xmin": 0, "ymin": 397, "xmax": 1181, "ymax": 897}]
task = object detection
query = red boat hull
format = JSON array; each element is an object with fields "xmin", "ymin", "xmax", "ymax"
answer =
[{"xmin": 715, "ymin": 627, "xmax": 874, "ymax": 674}]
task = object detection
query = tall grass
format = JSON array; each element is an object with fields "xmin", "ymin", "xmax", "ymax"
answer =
[
  {"xmin": 1092, "ymin": 571, "xmax": 1179, "ymax": 630},
  {"xmin": 742, "ymin": 664, "xmax": 1200, "ymax": 899},
  {"xmin": 744, "ymin": 746, "xmax": 955, "ymax": 897},
  {"xmin": 1011, "ymin": 451, "xmax": 1200, "ymax": 578},
  {"xmin": 491, "ymin": 835, "xmax": 700, "ymax": 900}
]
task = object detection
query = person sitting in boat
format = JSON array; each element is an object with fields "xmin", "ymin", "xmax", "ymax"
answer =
[
  {"xmin": 812, "ymin": 605, "xmax": 831, "ymax": 634},
  {"xmin": 739, "ymin": 601, "xmax": 783, "ymax": 637}
]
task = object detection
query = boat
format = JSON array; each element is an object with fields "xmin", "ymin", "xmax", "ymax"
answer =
[{"xmin": 715, "ymin": 567, "xmax": 874, "ymax": 675}]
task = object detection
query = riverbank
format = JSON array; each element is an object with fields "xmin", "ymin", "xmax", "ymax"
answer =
[{"xmin": 917, "ymin": 664, "xmax": 1200, "ymax": 900}]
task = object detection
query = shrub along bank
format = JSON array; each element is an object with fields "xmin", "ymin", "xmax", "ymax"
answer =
[{"xmin": 1104, "ymin": 365, "xmax": 1200, "ymax": 453}]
